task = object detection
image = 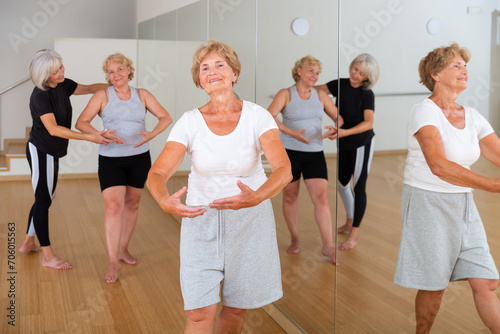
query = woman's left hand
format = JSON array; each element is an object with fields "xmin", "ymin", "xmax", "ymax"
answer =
[
  {"xmin": 209, "ymin": 180, "xmax": 261, "ymax": 210},
  {"xmin": 134, "ymin": 131, "xmax": 154, "ymax": 148}
]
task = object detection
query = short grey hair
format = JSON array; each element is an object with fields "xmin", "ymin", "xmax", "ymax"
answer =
[
  {"xmin": 29, "ymin": 49, "xmax": 63, "ymax": 91},
  {"xmin": 349, "ymin": 53, "xmax": 380, "ymax": 90}
]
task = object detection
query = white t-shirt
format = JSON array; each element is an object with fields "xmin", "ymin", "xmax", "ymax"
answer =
[
  {"xmin": 404, "ymin": 98, "xmax": 494, "ymax": 193},
  {"xmin": 167, "ymin": 100, "xmax": 278, "ymax": 206}
]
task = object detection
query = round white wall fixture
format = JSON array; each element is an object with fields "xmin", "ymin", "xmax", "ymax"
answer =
[
  {"xmin": 427, "ymin": 18, "xmax": 443, "ymax": 35},
  {"xmin": 292, "ymin": 17, "xmax": 310, "ymax": 36}
]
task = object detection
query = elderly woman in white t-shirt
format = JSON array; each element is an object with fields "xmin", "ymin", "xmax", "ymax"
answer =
[
  {"xmin": 394, "ymin": 43, "xmax": 500, "ymax": 333},
  {"xmin": 147, "ymin": 40, "xmax": 291, "ymax": 333}
]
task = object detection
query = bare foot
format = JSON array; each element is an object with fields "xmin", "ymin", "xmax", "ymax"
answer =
[
  {"xmin": 287, "ymin": 242, "xmax": 301, "ymax": 254},
  {"xmin": 322, "ymin": 246, "xmax": 338, "ymax": 265},
  {"xmin": 119, "ymin": 250, "xmax": 138, "ymax": 265},
  {"xmin": 42, "ymin": 256, "xmax": 73, "ymax": 270},
  {"xmin": 19, "ymin": 242, "xmax": 41, "ymax": 254},
  {"xmin": 340, "ymin": 238, "xmax": 357, "ymax": 250},
  {"xmin": 337, "ymin": 223, "xmax": 352, "ymax": 234},
  {"xmin": 105, "ymin": 262, "xmax": 121, "ymax": 283}
]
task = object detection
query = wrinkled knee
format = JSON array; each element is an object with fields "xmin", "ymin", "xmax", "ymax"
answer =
[
  {"xmin": 185, "ymin": 306, "xmax": 216, "ymax": 324},
  {"xmin": 283, "ymin": 189, "xmax": 298, "ymax": 204},
  {"xmin": 105, "ymin": 201, "xmax": 124, "ymax": 217},
  {"xmin": 313, "ymin": 192, "xmax": 329, "ymax": 207},
  {"xmin": 223, "ymin": 306, "xmax": 246, "ymax": 318},
  {"xmin": 125, "ymin": 198, "xmax": 140, "ymax": 212},
  {"xmin": 471, "ymin": 278, "xmax": 499, "ymax": 294}
]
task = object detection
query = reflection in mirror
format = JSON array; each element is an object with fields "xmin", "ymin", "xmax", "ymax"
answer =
[
  {"xmin": 257, "ymin": 1, "xmax": 338, "ymax": 333},
  {"xmin": 337, "ymin": 0, "xmax": 500, "ymax": 332},
  {"xmin": 138, "ymin": 0, "xmax": 338, "ymax": 333}
]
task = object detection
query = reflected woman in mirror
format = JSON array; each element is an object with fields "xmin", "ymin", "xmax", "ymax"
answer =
[
  {"xmin": 268, "ymin": 55, "xmax": 340, "ymax": 264},
  {"xmin": 147, "ymin": 40, "xmax": 291, "ymax": 333},
  {"xmin": 76, "ymin": 53, "xmax": 172, "ymax": 283},
  {"xmin": 316, "ymin": 53, "xmax": 380, "ymax": 250},
  {"xmin": 394, "ymin": 43, "xmax": 500, "ymax": 333},
  {"xmin": 20, "ymin": 49, "xmax": 112, "ymax": 269}
]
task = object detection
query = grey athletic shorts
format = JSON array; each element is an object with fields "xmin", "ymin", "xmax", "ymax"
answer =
[
  {"xmin": 179, "ymin": 199, "xmax": 283, "ymax": 310},
  {"xmin": 394, "ymin": 185, "xmax": 498, "ymax": 291}
]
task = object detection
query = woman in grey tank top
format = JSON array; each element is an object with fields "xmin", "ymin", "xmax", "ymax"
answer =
[
  {"xmin": 268, "ymin": 55, "xmax": 342, "ymax": 264},
  {"xmin": 76, "ymin": 53, "xmax": 172, "ymax": 283}
]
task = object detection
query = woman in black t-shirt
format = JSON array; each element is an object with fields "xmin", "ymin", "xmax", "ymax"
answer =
[
  {"xmin": 19, "ymin": 49, "xmax": 111, "ymax": 269},
  {"xmin": 317, "ymin": 53, "xmax": 379, "ymax": 250}
]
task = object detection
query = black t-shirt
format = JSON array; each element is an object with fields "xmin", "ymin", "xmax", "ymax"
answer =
[
  {"xmin": 326, "ymin": 78, "xmax": 375, "ymax": 151},
  {"xmin": 28, "ymin": 78, "xmax": 78, "ymax": 158}
]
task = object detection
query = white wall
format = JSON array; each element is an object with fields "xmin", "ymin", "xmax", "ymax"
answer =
[
  {"xmin": 2, "ymin": 0, "xmax": 500, "ymax": 175},
  {"xmin": 490, "ymin": 10, "xmax": 500, "ymax": 133},
  {"xmin": 0, "ymin": 0, "xmax": 137, "ymax": 151},
  {"xmin": 255, "ymin": 0, "xmax": 339, "ymax": 154},
  {"xmin": 340, "ymin": 0, "xmax": 498, "ymax": 151},
  {"xmin": 138, "ymin": 0, "xmax": 499, "ymax": 156},
  {"xmin": 136, "ymin": 0, "xmax": 198, "ymax": 23}
]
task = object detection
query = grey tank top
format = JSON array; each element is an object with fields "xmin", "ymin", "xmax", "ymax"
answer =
[
  {"xmin": 280, "ymin": 85, "xmax": 324, "ymax": 152},
  {"xmin": 99, "ymin": 86, "xmax": 149, "ymax": 157}
]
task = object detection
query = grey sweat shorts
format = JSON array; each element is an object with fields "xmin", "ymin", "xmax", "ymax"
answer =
[
  {"xmin": 179, "ymin": 199, "xmax": 283, "ymax": 310},
  {"xmin": 394, "ymin": 184, "xmax": 498, "ymax": 291}
]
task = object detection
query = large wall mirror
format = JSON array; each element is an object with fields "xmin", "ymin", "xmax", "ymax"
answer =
[
  {"xmin": 138, "ymin": 0, "xmax": 500, "ymax": 332},
  {"xmin": 336, "ymin": 0, "xmax": 500, "ymax": 333}
]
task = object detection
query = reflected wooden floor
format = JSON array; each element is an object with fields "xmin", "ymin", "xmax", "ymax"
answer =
[{"xmin": 1, "ymin": 153, "xmax": 499, "ymax": 333}]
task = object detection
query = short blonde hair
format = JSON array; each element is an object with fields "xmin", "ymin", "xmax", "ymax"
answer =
[
  {"xmin": 292, "ymin": 55, "xmax": 322, "ymax": 83},
  {"xmin": 102, "ymin": 53, "xmax": 135, "ymax": 85},
  {"xmin": 191, "ymin": 40, "xmax": 241, "ymax": 88},
  {"xmin": 29, "ymin": 49, "xmax": 63, "ymax": 91},
  {"xmin": 349, "ymin": 54, "xmax": 379, "ymax": 90},
  {"xmin": 419, "ymin": 43, "xmax": 470, "ymax": 92}
]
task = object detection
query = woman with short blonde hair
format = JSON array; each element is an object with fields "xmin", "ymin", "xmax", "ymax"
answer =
[
  {"xmin": 76, "ymin": 52, "xmax": 172, "ymax": 283},
  {"xmin": 395, "ymin": 43, "xmax": 500, "ymax": 333},
  {"xmin": 148, "ymin": 40, "xmax": 291, "ymax": 332}
]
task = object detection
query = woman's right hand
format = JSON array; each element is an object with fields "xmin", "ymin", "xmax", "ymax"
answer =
[
  {"xmin": 160, "ymin": 186, "xmax": 207, "ymax": 218},
  {"xmin": 290, "ymin": 128, "xmax": 310, "ymax": 144}
]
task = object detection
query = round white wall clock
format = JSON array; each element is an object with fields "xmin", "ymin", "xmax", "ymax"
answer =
[{"xmin": 292, "ymin": 17, "xmax": 310, "ymax": 36}]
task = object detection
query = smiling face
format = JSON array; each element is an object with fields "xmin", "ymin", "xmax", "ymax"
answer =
[
  {"xmin": 105, "ymin": 61, "xmax": 131, "ymax": 88},
  {"xmin": 45, "ymin": 62, "xmax": 65, "ymax": 88},
  {"xmin": 198, "ymin": 52, "xmax": 237, "ymax": 94},
  {"xmin": 432, "ymin": 56, "xmax": 468, "ymax": 91},
  {"xmin": 349, "ymin": 62, "xmax": 368, "ymax": 88},
  {"xmin": 297, "ymin": 64, "xmax": 320, "ymax": 88}
]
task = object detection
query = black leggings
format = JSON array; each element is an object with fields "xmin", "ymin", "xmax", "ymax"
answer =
[
  {"xmin": 337, "ymin": 138, "xmax": 374, "ymax": 228},
  {"xmin": 26, "ymin": 142, "xmax": 59, "ymax": 247}
]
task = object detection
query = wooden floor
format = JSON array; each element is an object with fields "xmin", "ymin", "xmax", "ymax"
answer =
[{"xmin": 1, "ymin": 153, "xmax": 500, "ymax": 333}]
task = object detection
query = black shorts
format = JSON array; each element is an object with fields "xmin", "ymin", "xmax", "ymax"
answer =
[
  {"xmin": 286, "ymin": 149, "xmax": 328, "ymax": 182},
  {"xmin": 98, "ymin": 151, "xmax": 152, "ymax": 191}
]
